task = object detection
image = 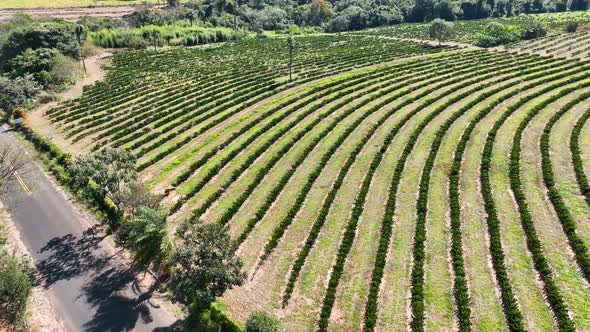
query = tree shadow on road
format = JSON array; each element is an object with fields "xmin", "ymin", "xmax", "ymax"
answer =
[
  {"xmin": 34, "ymin": 225, "xmax": 178, "ymax": 331},
  {"xmin": 35, "ymin": 224, "xmax": 109, "ymax": 288},
  {"xmin": 81, "ymin": 265, "xmax": 157, "ymax": 331}
]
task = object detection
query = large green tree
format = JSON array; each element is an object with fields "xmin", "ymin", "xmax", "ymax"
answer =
[
  {"xmin": 123, "ymin": 208, "xmax": 172, "ymax": 274},
  {"xmin": 71, "ymin": 148, "xmax": 137, "ymax": 212},
  {"xmin": 168, "ymin": 222, "xmax": 245, "ymax": 309},
  {"xmin": 0, "ymin": 75, "xmax": 40, "ymax": 113},
  {"xmin": 429, "ymin": 18, "xmax": 454, "ymax": 44}
]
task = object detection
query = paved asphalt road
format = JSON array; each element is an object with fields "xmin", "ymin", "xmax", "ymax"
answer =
[{"xmin": 1, "ymin": 127, "xmax": 179, "ymax": 332}]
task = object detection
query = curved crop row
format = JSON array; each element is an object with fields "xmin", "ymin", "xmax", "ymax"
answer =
[
  {"xmin": 409, "ymin": 57, "xmax": 562, "ymax": 332},
  {"xmin": 316, "ymin": 55, "xmax": 543, "ymax": 331},
  {"xmin": 169, "ymin": 53, "xmax": 486, "ymax": 214},
  {"xmin": 280, "ymin": 52, "xmax": 511, "ymax": 310},
  {"xmin": 193, "ymin": 52, "xmax": 484, "ymax": 224},
  {"xmin": 444, "ymin": 58, "xmax": 580, "ymax": 332},
  {"xmin": 482, "ymin": 70, "xmax": 590, "ymax": 332},
  {"xmin": 540, "ymin": 91, "xmax": 590, "ymax": 282},
  {"xmin": 570, "ymin": 107, "xmax": 590, "ymax": 207},
  {"xmin": 259, "ymin": 52, "xmax": 513, "ymax": 275}
]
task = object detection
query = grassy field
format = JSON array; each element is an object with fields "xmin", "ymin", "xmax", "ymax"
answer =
[
  {"xmin": 0, "ymin": 0, "xmax": 161, "ymax": 9},
  {"xmin": 34, "ymin": 14, "xmax": 590, "ymax": 331}
]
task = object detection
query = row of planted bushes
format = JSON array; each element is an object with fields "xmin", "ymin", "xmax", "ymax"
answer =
[
  {"xmin": 102, "ymin": 69, "xmax": 269, "ymax": 143},
  {"xmin": 399, "ymin": 57, "xmax": 539, "ymax": 331},
  {"xmin": 317, "ymin": 116, "xmax": 387, "ymax": 331},
  {"xmin": 447, "ymin": 57, "xmax": 571, "ymax": 332},
  {"xmin": 226, "ymin": 55, "xmax": 479, "ymax": 246},
  {"xmin": 191, "ymin": 64, "xmax": 413, "ymax": 222},
  {"xmin": 318, "ymin": 53, "xmax": 522, "ymax": 330},
  {"xmin": 134, "ymin": 81, "xmax": 284, "ymax": 170},
  {"xmin": 98, "ymin": 75, "xmax": 277, "ymax": 153},
  {"xmin": 259, "ymin": 52, "xmax": 499, "ymax": 270},
  {"xmin": 570, "ymin": 108, "xmax": 590, "ymax": 207},
  {"xmin": 317, "ymin": 59, "xmax": 483, "ymax": 330},
  {"xmin": 412, "ymin": 55, "xmax": 560, "ymax": 331},
  {"xmin": 481, "ymin": 68, "xmax": 590, "ymax": 332},
  {"xmin": 282, "ymin": 52, "xmax": 493, "ymax": 312},
  {"xmin": 540, "ymin": 91, "xmax": 590, "ymax": 283},
  {"xmin": 322, "ymin": 53, "xmax": 538, "ymax": 331},
  {"xmin": 176, "ymin": 65, "xmax": 411, "ymax": 216},
  {"xmin": 56, "ymin": 39, "xmax": 447, "ymax": 175},
  {"xmin": 133, "ymin": 48, "xmax": 414, "ymax": 166},
  {"xmin": 193, "ymin": 58, "xmax": 454, "ymax": 223},
  {"xmin": 128, "ymin": 41, "xmax": 448, "ymax": 167},
  {"xmin": 164, "ymin": 56, "xmax": 442, "ymax": 213},
  {"xmin": 90, "ymin": 25, "xmax": 243, "ymax": 49}
]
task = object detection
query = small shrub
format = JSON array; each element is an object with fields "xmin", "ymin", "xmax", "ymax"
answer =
[
  {"xmin": 521, "ymin": 22, "xmax": 547, "ymax": 40},
  {"xmin": 245, "ymin": 311, "xmax": 286, "ymax": 332},
  {"xmin": 0, "ymin": 255, "xmax": 32, "ymax": 325},
  {"xmin": 565, "ymin": 21, "xmax": 578, "ymax": 33},
  {"xmin": 474, "ymin": 22, "xmax": 520, "ymax": 47}
]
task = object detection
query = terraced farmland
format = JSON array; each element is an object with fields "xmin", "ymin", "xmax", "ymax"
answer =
[
  {"xmin": 38, "ymin": 33, "xmax": 590, "ymax": 331},
  {"xmin": 508, "ymin": 30, "xmax": 590, "ymax": 60}
]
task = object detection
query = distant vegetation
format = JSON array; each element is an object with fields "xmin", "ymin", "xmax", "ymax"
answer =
[
  {"xmin": 362, "ymin": 11, "xmax": 590, "ymax": 44},
  {"xmin": 0, "ymin": 0, "xmax": 161, "ymax": 9}
]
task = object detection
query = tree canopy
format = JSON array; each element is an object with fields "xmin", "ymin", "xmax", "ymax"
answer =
[
  {"xmin": 168, "ymin": 222, "xmax": 245, "ymax": 309},
  {"xmin": 71, "ymin": 148, "xmax": 137, "ymax": 212},
  {"xmin": 429, "ymin": 18, "xmax": 454, "ymax": 44}
]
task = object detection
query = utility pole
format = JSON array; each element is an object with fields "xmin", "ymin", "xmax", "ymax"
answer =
[
  {"xmin": 288, "ymin": 35, "xmax": 293, "ymax": 81},
  {"xmin": 75, "ymin": 24, "xmax": 86, "ymax": 73}
]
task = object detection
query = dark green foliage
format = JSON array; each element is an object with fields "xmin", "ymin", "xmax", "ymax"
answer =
[
  {"xmin": 5, "ymin": 48, "xmax": 57, "ymax": 84},
  {"xmin": 429, "ymin": 18, "xmax": 454, "ymax": 44},
  {"xmin": 520, "ymin": 22, "xmax": 547, "ymax": 39},
  {"xmin": 121, "ymin": 207, "xmax": 170, "ymax": 272},
  {"xmin": 168, "ymin": 222, "xmax": 245, "ymax": 309},
  {"xmin": 475, "ymin": 22, "xmax": 521, "ymax": 47},
  {"xmin": 570, "ymin": 108, "xmax": 590, "ymax": 207},
  {"xmin": 0, "ymin": 75, "xmax": 40, "ymax": 113},
  {"xmin": 70, "ymin": 147, "xmax": 137, "ymax": 213},
  {"xmin": 564, "ymin": 21, "xmax": 578, "ymax": 32},
  {"xmin": 185, "ymin": 302, "xmax": 243, "ymax": 332},
  {"xmin": 571, "ymin": 0, "xmax": 589, "ymax": 10},
  {"xmin": 0, "ymin": 255, "xmax": 31, "ymax": 326},
  {"xmin": 245, "ymin": 311, "xmax": 286, "ymax": 332},
  {"xmin": 0, "ymin": 22, "xmax": 80, "ymax": 66}
]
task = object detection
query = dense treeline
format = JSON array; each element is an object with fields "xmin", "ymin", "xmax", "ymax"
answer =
[
  {"xmin": 154, "ymin": 0, "xmax": 589, "ymax": 33},
  {"xmin": 0, "ymin": 17, "xmax": 83, "ymax": 115}
]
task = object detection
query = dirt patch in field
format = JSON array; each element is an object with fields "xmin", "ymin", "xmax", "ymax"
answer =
[
  {"xmin": 0, "ymin": 6, "xmax": 158, "ymax": 21},
  {"xmin": 27, "ymin": 52, "xmax": 112, "ymax": 157}
]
